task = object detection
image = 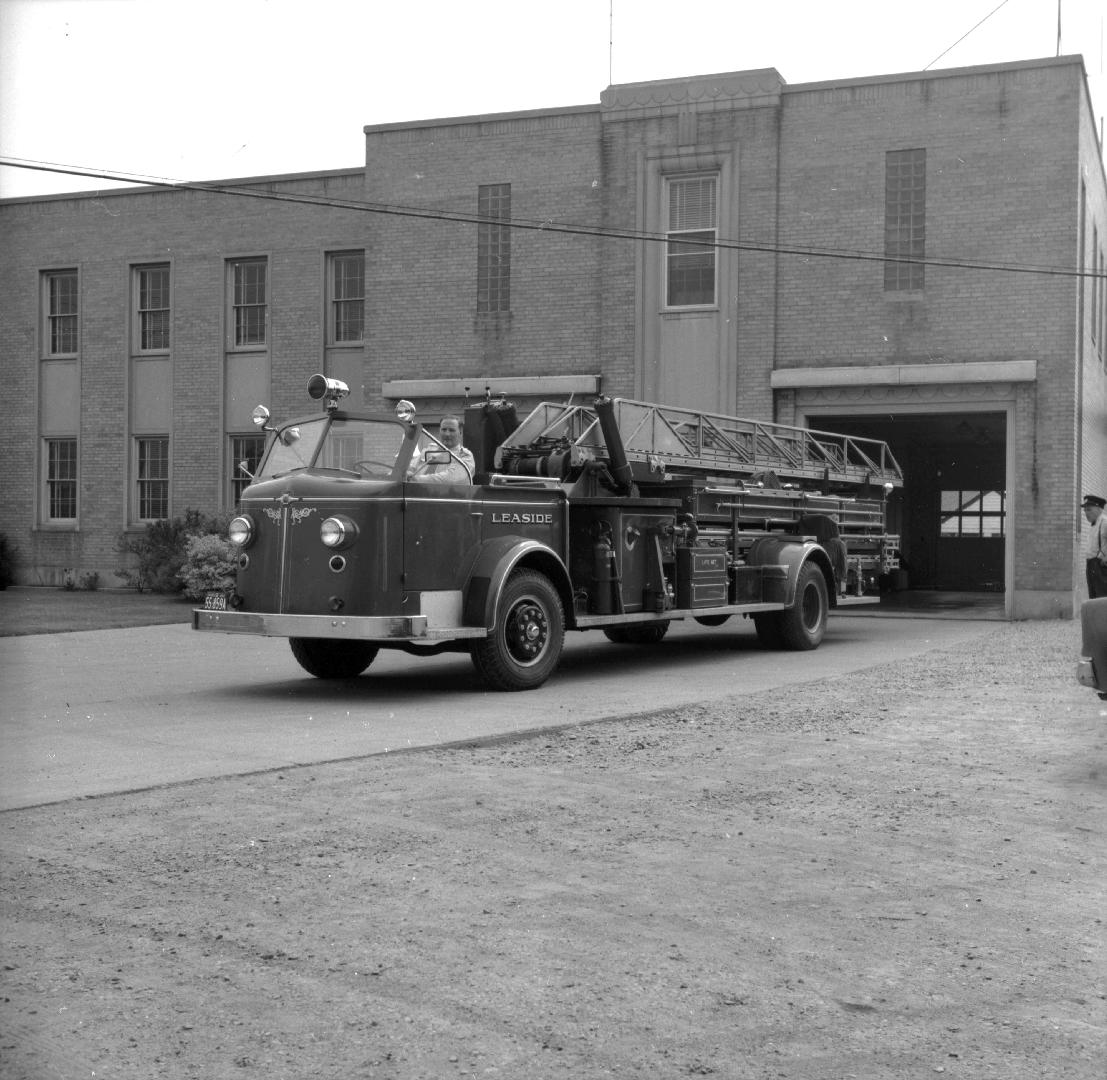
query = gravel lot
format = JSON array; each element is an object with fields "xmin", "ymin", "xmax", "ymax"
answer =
[{"xmin": 1, "ymin": 617, "xmax": 1103, "ymax": 1079}]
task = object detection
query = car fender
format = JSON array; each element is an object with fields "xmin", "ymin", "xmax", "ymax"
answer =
[{"xmin": 1078, "ymin": 596, "xmax": 1107, "ymax": 696}]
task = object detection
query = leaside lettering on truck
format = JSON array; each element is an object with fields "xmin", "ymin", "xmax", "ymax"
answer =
[{"xmin": 490, "ymin": 511, "xmax": 555, "ymax": 525}]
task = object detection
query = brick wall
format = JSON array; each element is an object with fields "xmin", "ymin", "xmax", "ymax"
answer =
[
  {"xmin": 1, "ymin": 58, "xmax": 1104, "ymax": 613},
  {"xmin": 0, "ymin": 172, "xmax": 369, "ymax": 582}
]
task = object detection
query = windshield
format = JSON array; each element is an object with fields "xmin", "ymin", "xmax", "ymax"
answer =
[{"xmin": 257, "ymin": 417, "xmax": 408, "ymax": 480}]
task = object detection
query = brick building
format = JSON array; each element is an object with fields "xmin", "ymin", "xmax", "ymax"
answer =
[{"xmin": 1, "ymin": 55, "xmax": 1104, "ymax": 618}]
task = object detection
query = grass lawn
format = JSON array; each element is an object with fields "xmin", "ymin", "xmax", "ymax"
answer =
[{"xmin": 0, "ymin": 587, "xmax": 194, "ymax": 636}]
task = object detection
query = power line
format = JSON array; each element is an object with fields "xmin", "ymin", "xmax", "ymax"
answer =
[
  {"xmin": 1, "ymin": 155, "xmax": 1104, "ymax": 281},
  {"xmin": 924, "ymin": 0, "xmax": 1012, "ymax": 71}
]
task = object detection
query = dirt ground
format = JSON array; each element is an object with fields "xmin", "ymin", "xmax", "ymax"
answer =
[{"xmin": 1, "ymin": 619, "xmax": 1104, "ymax": 1079}]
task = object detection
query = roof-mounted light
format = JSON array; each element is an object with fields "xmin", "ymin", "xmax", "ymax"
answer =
[{"xmin": 307, "ymin": 374, "xmax": 350, "ymax": 411}]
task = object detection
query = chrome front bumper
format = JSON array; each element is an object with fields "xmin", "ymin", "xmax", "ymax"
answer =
[{"xmin": 193, "ymin": 608, "xmax": 429, "ymax": 640}]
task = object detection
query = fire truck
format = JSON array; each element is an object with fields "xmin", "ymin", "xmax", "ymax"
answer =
[{"xmin": 193, "ymin": 376, "xmax": 902, "ymax": 691}]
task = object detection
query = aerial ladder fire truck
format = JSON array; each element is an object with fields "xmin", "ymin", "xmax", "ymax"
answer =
[{"xmin": 194, "ymin": 376, "xmax": 902, "ymax": 691}]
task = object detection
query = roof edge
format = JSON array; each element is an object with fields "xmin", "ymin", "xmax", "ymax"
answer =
[{"xmin": 0, "ymin": 166, "xmax": 365, "ymax": 206}]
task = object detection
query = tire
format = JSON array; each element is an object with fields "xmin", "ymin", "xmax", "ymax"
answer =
[
  {"xmin": 289, "ymin": 637, "xmax": 379, "ymax": 679},
  {"xmin": 603, "ymin": 621, "xmax": 671, "ymax": 644},
  {"xmin": 470, "ymin": 569, "xmax": 564, "ymax": 691},
  {"xmin": 776, "ymin": 562, "xmax": 828, "ymax": 650}
]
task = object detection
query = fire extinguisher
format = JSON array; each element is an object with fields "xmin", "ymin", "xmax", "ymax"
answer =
[{"xmin": 592, "ymin": 522, "xmax": 620, "ymax": 615}]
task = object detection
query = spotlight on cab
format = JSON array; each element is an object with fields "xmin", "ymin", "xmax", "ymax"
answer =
[{"xmin": 307, "ymin": 374, "xmax": 350, "ymax": 410}]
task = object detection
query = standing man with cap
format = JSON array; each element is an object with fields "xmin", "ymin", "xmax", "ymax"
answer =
[{"xmin": 1082, "ymin": 494, "xmax": 1107, "ymax": 598}]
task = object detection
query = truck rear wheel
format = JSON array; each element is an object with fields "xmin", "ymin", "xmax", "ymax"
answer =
[
  {"xmin": 289, "ymin": 637, "xmax": 379, "ymax": 679},
  {"xmin": 777, "ymin": 562, "xmax": 828, "ymax": 650},
  {"xmin": 603, "ymin": 621, "xmax": 671, "ymax": 644},
  {"xmin": 470, "ymin": 569, "xmax": 564, "ymax": 691}
]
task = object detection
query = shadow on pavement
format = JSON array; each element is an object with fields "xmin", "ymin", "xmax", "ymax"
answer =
[{"xmin": 841, "ymin": 589, "xmax": 1007, "ymax": 621}]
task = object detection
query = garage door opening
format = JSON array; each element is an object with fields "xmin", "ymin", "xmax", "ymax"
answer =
[{"xmin": 815, "ymin": 412, "xmax": 1007, "ymax": 593}]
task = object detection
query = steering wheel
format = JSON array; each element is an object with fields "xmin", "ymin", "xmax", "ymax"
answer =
[{"xmin": 351, "ymin": 459, "xmax": 393, "ymax": 478}]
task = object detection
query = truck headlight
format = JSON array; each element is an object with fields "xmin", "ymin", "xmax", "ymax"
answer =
[
  {"xmin": 228, "ymin": 515, "xmax": 255, "ymax": 547},
  {"xmin": 320, "ymin": 515, "xmax": 358, "ymax": 549}
]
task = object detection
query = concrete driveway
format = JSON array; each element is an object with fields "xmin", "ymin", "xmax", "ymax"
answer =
[{"xmin": 0, "ymin": 611, "xmax": 1001, "ymax": 810}]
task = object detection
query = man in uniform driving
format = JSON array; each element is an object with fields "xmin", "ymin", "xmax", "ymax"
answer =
[{"xmin": 407, "ymin": 415, "xmax": 475, "ymax": 484}]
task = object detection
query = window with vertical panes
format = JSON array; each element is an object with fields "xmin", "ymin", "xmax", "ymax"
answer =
[
  {"xmin": 45, "ymin": 438, "xmax": 78, "ymax": 520},
  {"xmin": 884, "ymin": 149, "xmax": 926, "ymax": 291},
  {"xmin": 137, "ymin": 265, "xmax": 170, "ymax": 351},
  {"xmin": 329, "ymin": 252, "xmax": 364, "ymax": 343},
  {"xmin": 231, "ymin": 259, "xmax": 267, "ymax": 346},
  {"xmin": 230, "ymin": 434, "xmax": 266, "ymax": 503},
  {"xmin": 666, "ymin": 176, "xmax": 717, "ymax": 307},
  {"xmin": 45, "ymin": 271, "xmax": 79, "ymax": 355},
  {"xmin": 477, "ymin": 184, "xmax": 511, "ymax": 312},
  {"xmin": 136, "ymin": 437, "xmax": 169, "ymax": 520}
]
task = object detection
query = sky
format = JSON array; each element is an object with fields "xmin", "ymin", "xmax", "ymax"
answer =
[{"xmin": 0, "ymin": 0, "xmax": 1104, "ymax": 199}]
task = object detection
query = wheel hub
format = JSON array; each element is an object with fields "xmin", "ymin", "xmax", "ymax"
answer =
[{"xmin": 508, "ymin": 602, "xmax": 547, "ymax": 661}]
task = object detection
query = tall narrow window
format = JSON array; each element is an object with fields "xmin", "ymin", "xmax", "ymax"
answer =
[
  {"xmin": 45, "ymin": 271, "xmax": 79, "ymax": 355},
  {"xmin": 666, "ymin": 176, "xmax": 717, "ymax": 307},
  {"xmin": 884, "ymin": 149, "xmax": 926, "ymax": 291},
  {"xmin": 230, "ymin": 434, "xmax": 266, "ymax": 503},
  {"xmin": 231, "ymin": 259, "xmax": 267, "ymax": 346},
  {"xmin": 136, "ymin": 265, "xmax": 170, "ymax": 351},
  {"xmin": 329, "ymin": 252, "xmax": 365, "ymax": 343},
  {"xmin": 136, "ymin": 437, "xmax": 169, "ymax": 520},
  {"xmin": 477, "ymin": 183, "xmax": 511, "ymax": 313},
  {"xmin": 45, "ymin": 438, "xmax": 78, "ymax": 520}
]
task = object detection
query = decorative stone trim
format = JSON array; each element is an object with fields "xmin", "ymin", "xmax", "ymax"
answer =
[
  {"xmin": 771, "ymin": 361, "xmax": 1036, "ymax": 389},
  {"xmin": 382, "ymin": 374, "xmax": 601, "ymax": 400}
]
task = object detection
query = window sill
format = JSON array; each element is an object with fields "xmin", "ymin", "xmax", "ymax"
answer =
[
  {"xmin": 34, "ymin": 523, "xmax": 80, "ymax": 533},
  {"xmin": 661, "ymin": 306, "xmax": 719, "ymax": 318}
]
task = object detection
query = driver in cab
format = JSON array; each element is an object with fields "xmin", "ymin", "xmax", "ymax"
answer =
[{"xmin": 407, "ymin": 415, "xmax": 476, "ymax": 484}]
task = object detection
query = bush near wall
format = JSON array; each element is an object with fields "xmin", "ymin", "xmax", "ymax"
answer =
[
  {"xmin": 115, "ymin": 510, "xmax": 232, "ymax": 594},
  {"xmin": 179, "ymin": 534, "xmax": 238, "ymax": 601}
]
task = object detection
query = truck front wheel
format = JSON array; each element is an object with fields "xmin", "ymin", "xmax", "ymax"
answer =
[
  {"xmin": 289, "ymin": 637, "xmax": 379, "ymax": 679},
  {"xmin": 471, "ymin": 569, "xmax": 564, "ymax": 691}
]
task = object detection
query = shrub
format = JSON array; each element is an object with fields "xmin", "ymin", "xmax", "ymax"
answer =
[
  {"xmin": 116, "ymin": 509, "xmax": 232, "ymax": 594},
  {"xmin": 0, "ymin": 533, "xmax": 17, "ymax": 590},
  {"xmin": 180, "ymin": 534, "xmax": 238, "ymax": 601}
]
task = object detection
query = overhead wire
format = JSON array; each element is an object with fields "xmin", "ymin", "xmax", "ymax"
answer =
[
  {"xmin": 1, "ymin": 155, "xmax": 1104, "ymax": 281},
  {"xmin": 924, "ymin": 0, "xmax": 1013, "ymax": 70}
]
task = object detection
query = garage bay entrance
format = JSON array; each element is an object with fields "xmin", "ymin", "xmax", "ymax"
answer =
[{"xmin": 815, "ymin": 412, "xmax": 1007, "ymax": 594}]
